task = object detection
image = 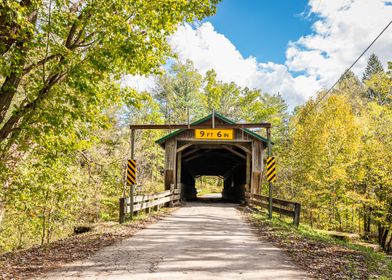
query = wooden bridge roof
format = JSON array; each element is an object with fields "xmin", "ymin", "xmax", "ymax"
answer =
[{"xmin": 155, "ymin": 112, "xmax": 269, "ymax": 147}]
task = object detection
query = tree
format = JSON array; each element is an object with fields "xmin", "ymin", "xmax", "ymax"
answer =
[
  {"xmin": 361, "ymin": 54, "xmax": 389, "ymax": 105},
  {"xmin": 201, "ymin": 70, "xmax": 243, "ymax": 120},
  {"xmin": 0, "ymin": 0, "xmax": 220, "ymax": 251},
  {"xmin": 363, "ymin": 71, "xmax": 392, "ymax": 105},
  {"xmin": 153, "ymin": 63, "xmax": 288, "ymax": 127},
  {"xmin": 154, "ymin": 60, "xmax": 203, "ymax": 123},
  {"xmin": 0, "ymin": 0, "xmax": 219, "ymax": 148},
  {"xmin": 335, "ymin": 70, "xmax": 365, "ymax": 113},
  {"xmin": 362, "ymin": 54, "xmax": 384, "ymax": 82},
  {"xmin": 278, "ymin": 61, "xmax": 392, "ymax": 252},
  {"xmin": 283, "ymin": 93, "xmax": 361, "ymax": 229}
]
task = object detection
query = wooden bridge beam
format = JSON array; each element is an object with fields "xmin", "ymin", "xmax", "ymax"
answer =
[{"xmin": 129, "ymin": 123, "xmax": 271, "ymax": 129}]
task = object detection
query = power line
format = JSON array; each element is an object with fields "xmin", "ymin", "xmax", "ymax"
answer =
[{"xmin": 290, "ymin": 18, "xmax": 392, "ymax": 132}]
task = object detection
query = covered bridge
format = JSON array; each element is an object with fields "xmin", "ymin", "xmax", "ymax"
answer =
[{"xmin": 156, "ymin": 113, "xmax": 269, "ymax": 202}]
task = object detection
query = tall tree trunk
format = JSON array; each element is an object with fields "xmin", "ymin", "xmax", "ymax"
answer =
[
  {"xmin": 378, "ymin": 224, "xmax": 383, "ymax": 244},
  {"xmin": 380, "ymin": 228, "xmax": 389, "ymax": 251},
  {"xmin": 363, "ymin": 205, "xmax": 371, "ymax": 240},
  {"xmin": 0, "ymin": 8, "xmax": 38, "ymax": 124},
  {"xmin": 386, "ymin": 234, "xmax": 392, "ymax": 254}
]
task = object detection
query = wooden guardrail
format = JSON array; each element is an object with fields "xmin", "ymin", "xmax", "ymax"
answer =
[
  {"xmin": 119, "ymin": 189, "xmax": 180, "ymax": 223},
  {"xmin": 245, "ymin": 192, "xmax": 301, "ymax": 227}
]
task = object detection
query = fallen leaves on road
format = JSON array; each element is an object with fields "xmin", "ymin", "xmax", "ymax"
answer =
[
  {"xmin": 244, "ymin": 209, "xmax": 391, "ymax": 280},
  {"xmin": 0, "ymin": 210, "xmax": 174, "ymax": 280}
]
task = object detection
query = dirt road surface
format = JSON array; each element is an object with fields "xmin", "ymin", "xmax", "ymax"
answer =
[{"xmin": 38, "ymin": 202, "xmax": 309, "ymax": 280}]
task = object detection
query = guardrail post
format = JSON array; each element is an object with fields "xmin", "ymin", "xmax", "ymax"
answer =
[
  {"xmin": 294, "ymin": 203, "xmax": 301, "ymax": 227},
  {"xmin": 169, "ymin": 183, "xmax": 174, "ymax": 207},
  {"xmin": 146, "ymin": 198, "xmax": 151, "ymax": 214},
  {"xmin": 119, "ymin": 198, "xmax": 125, "ymax": 224},
  {"xmin": 130, "ymin": 185, "xmax": 134, "ymax": 220}
]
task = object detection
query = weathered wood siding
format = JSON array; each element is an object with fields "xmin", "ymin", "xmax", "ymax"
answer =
[
  {"xmin": 251, "ymin": 140, "xmax": 263, "ymax": 194},
  {"xmin": 162, "ymin": 116, "xmax": 266, "ymax": 195},
  {"xmin": 164, "ymin": 138, "xmax": 176, "ymax": 190}
]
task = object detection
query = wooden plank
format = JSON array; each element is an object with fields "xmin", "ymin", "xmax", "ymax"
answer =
[
  {"xmin": 169, "ymin": 183, "xmax": 174, "ymax": 207},
  {"xmin": 248, "ymin": 199, "xmax": 295, "ymax": 218},
  {"xmin": 246, "ymin": 152, "xmax": 251, "ymax": 186},
  {"xmin": 183, "ymin": 153, "xmax": 202, "ymax": 163},
  {"xmin": 126, "ymin": 190, "xmax": 171, "ymax": 204},
  {"xmin": 252, "ymin": 141, "xmax": 261, "ymax": 172},
  {"xmin": 164, "ymin": 169, "xmax": 174, "ymax": 190},
  {"xmin": 222, "ymin": 145, "xmax": 246, "ymax": 159},
  {"xmin": 123, "ymin": 189, "xmax": 181, "ymax": 216},
  {"xmin": 165, "ymin": 139, "xmax": 176, "ymax": 169},
  {"xmin": 177, "ymin": 143, "xmax": 193, "ymax": 153},
  {"xmin": 129, "ymin": 123, "xmax": 271, "ymax": 129},
  {"xmin": 176, "ymin": 151, "xmax": 182, "ymax": 189},
  {"xmin": 250, "ymin": 193, "xmax": 297, "ymax": 208},
  {"xmin": 119, "ymin": 198, "xmax": 125, "ymax": 224},
  {"xmin": 222, "ymin": 163, "xmax": 241, "ymax": 179},
  {"xmin": 182, "ymin": 148, "xmax": 201, "ymax": 159},
  {"xmin": 250, "ymin": 172, "xmax": 260, "ymax": 194},
  {"xmin": 130, "ymin": 196, "xmax": 171, "ymax": 212},
  {"xmin": 294, "ymin": 203, "xmax": 301, "ymax": 227},
  {"xmin": 272, "ymin": 198, "xmax": 297, "ymax": 208},
  {"xmin": 175, "ymin": 139, "xmax": 253, "ymax": 144},
  {"xmin": 185, "ymin": 145, "xmax": 224, "ymax": 150},
  {"xmin": 164, "ymin": 139, "xmax": 176, "ymax": 190},
  {"xmin": 234, "ymin": 143, "xmax": 251, "ymax": 154},
  {"xmin": 249, "ymin": 194, "xmax": 268, "ymax": 203},
  {"xmin": 245, "ymin": 192, "xmax": 300, "ymax": 223}
]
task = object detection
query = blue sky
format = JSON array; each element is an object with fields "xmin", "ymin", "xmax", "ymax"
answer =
[
  {"xmin": 129, "ymin": 1, "xmax": 392, "ymax": 108},
  {"xmin": 204, "ymin": 0, "xmax": 313, "ymax": 64}
]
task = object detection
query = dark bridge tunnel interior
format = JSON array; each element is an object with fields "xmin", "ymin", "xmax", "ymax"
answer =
[{"xmin": 179, "ymin": 144, "xmax": 247, "ymax": 203}]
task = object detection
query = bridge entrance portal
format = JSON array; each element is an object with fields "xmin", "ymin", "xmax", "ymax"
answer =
[
  {"xmin": 178, "ymin": 143, "xmax": 247, "ymax": 202},
  {"xmin": 155, "ymin": 113, "xmax": 269, "ymax": 203}
]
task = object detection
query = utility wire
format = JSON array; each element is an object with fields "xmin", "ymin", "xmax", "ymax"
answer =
[{"xmin": 290, "ymin": 18, "xmax": 392, "ymax": 132}]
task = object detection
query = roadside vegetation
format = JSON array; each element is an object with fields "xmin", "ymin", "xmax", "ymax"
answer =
[
  {"xmin": 0, "ymin": 208, "xmax": 174, "ymax": 280},
  {"xmin": 246, "ymin": 209, "xmax": 392, "ymax": 280},
  {"xmin": 195, "ymin": 176, "xmax": 223, "ymax": 196},
  {"xmin": 274, "ymin": 55, "xmax": 392, "ymax": 254},
  {"xmin": 0, "ymin": 0, "xmax": 220, "ymax": 252}
]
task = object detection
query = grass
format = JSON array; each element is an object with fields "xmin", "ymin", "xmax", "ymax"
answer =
[
  {"xmin": 248, "ymin": 209, "xmax": 392, "ymax": 279},
  {"xmin": 0, "ymin": 206, "xmax": 175, "ymax": 280},
  {"xmin": 196, "ymin": 184, "xmax": 222, "ymax": 196}
]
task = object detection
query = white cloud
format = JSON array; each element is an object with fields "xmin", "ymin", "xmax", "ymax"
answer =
[
  {"xmin": 170, "ymin": 22, "xmax": 320, "ymax": 108},
  {"xmin": 287, "ymin": 0, "xmax": 392, "ymax": 88},
  {"xmin": 125, "ymin": 0, "xmax": 392, "ymax": 109}
]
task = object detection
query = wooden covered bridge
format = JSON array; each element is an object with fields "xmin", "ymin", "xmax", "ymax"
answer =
[
  {"xmin": 120, "ymin": 112, "xmax": 300, "ymax": 226},
  {"xmin": 156, "ymin": 113, "xmax": 268, "ymax": 202}
]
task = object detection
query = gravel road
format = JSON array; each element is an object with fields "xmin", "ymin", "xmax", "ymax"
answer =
[{"xmin": 38, "ymin": 201, "xmax": 309, "ymax": 280}]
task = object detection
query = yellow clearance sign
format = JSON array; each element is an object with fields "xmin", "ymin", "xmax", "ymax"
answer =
[{"xmin": 194, "ymin": 129, "xmax": 234, "ymax": 140}]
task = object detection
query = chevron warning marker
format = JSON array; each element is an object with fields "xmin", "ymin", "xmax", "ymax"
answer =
[
  {"xmin": 266, "ymin": 156, "xmax": 276, "ymax": 183},
  {"xmin": 127, "ymin": 159, "xmax": 136, "ymax": 185}
]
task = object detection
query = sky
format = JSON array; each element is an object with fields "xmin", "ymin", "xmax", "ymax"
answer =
[
  {"xmin": 202, "ymin": 0, "xmax": 312, "ymax": 64},
  {"xmin": 125, "ymin": 0, "xmax": 392, "ymax": 110}
]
